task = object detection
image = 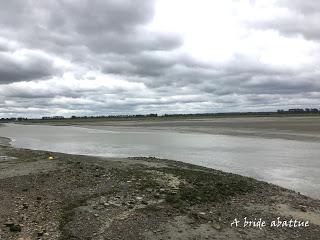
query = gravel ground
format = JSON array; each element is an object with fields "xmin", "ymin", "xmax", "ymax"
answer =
[{"xmin": 0, "ymin": 143, "xmax": 320, "ymax": 240}]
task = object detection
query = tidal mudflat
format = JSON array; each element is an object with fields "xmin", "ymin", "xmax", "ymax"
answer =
[
  {"xmin": 1, "ymin": 119, "xmax": 320, "ymax": 199},
  {"xmin": 1, "ymin": 116, "xmax": 320, "ymax": 239}
]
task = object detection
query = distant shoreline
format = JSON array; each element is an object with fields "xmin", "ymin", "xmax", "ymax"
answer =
[{"xmin": 1, "ymin": 110, "xmax": 320, "ymax": 124}]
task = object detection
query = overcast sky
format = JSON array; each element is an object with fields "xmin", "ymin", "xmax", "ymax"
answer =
[{"xmin": 0, "ymin": 0, "xmax": 320, "ymax": 117}]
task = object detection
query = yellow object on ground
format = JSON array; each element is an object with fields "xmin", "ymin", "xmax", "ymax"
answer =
[{"xmin": 48, "ymin": 156, "xmax": 54, "ymax": 160}]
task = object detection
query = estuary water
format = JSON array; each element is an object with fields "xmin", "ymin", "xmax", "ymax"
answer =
[{"xmin": 0, "ymin": 123, "xmax": 319, "ymax": 199}]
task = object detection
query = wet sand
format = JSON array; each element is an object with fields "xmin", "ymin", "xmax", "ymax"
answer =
[
  {"xmin": 0, "ymin": 136, "xmax": 10, "ymax": 146},
  {"xmin": 86, "ymin": 116, "xmax": 320, "ymax": 142},
  {"xmin": 24, "ymin": 116, "xmax": 320, "ymax": 142}
]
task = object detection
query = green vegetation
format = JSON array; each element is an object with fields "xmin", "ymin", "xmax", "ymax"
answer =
[
  {"xmin": 109, "ymin": 166, "xmax": 257, "ymax": 209},
  {"xmin": 162, "ymin": 168, "xmax": 255, "ymax": 205}
]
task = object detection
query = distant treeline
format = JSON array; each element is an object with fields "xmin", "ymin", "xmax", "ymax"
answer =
[
  {"xmin": 1, "ymin": 108, "xmax": 320, "ymax": 122},
  {"xmin": 277, "ymin": 108, "xmax": 319, "ymax": 113}
]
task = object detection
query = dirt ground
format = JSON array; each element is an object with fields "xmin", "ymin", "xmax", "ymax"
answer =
[{"xmin": 0, "ymin": 142, "xmax": 320, "ymax": 240}]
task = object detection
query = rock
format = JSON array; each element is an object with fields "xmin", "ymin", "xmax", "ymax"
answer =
[
  {"xmin": 4, "ymin": 222, "xmax": 14, "ymax": 227},
  {"xmin": 141, "ymin": 200, "xmax": 148, "ymax": 205},
  {"xmin": 109, "ymin": 201, "xmax": 121, "ymax": 207},
  {"xmin": 136, "ymin": 196, "xmax": 143, "ymax": 201},
  {"xmin": 154, "ymin": 193, "xmax": 161, "ymax": 199},
  {"xmin": 97, "ymin": 205, "xmax": 104, "ymax": 210},
  {"xmin": 299, "ymin": 205, "xmax": 307, "ymax": 212},
  {"xmin": 212, "ymin": 223, "xmax": 221, "ymax": 230},
  {"xmin": 237, "ymin": 229, "xmax": 247, "ymax": 235},
  {"xmin": 9, "ymin": 224, "xmax": 22, "ymax": 232},
  {"xmin": 192, "ymin": 212, "xmax": 210, "ymax": 220},
  {"xmin": 37, "ymin": 230, "xmax": 45, "ymax": 237}
]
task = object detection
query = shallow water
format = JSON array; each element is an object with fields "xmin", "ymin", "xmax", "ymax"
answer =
[{"xmin": 0, "ymin": 123, "xmax": 319, "ymax": 199}]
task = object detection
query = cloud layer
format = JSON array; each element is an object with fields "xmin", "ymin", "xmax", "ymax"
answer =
[{"xmin": 0, "ymin": 0, "xmax": 319, "ymax": 117}]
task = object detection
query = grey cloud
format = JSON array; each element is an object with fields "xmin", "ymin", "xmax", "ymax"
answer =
[
  {"xmin": 247, "ymin": 1, "xmax": 320, "ymax": 40},
  {"xmin": 102, "ymin": 52, "xmax": 180, "ymax": 77},
  {"xmin": 278, "ymin": 1, "xmax": 320, "ymax": 14},
  {"xmin": 0, "ymin": 0, "xmax": 181, "ymax": 58},
  {"xmin": 0, "ymin": 50, "xmax": 60, "ymax": 83},
  {"xmin": 252, "ymin": 16, "xmax": 320, "ymax": 41},
  {"xmin": 0, "ymin": 0, "xmax": 182, "ymax": 86},
  {"xmin": 0, "ymin": 0, "xmax": 319, "ymax": 117}
]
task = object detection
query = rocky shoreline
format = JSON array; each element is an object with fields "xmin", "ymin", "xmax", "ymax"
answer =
[{"xmin": 0, "ymin": 142, "xmax": 320, "ymax": 239}]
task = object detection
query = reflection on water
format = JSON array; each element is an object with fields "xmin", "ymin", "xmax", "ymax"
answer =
[{"xmin": 0, "ymin": 123, "xmax": 320, "ymax": 199}]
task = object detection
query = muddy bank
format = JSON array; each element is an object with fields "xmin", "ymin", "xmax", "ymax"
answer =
[
  {"xmin": 0, "ymin": 136, "xmax": 11, "ymax": 146},
  {"xmin": 82, "ymin": 116, "xmax": 320, "ymax": 142},
  {"xmin": 22, "ymin": 116, "xmax": 320, "ymax": 142},
  {"xmin": 0, "ymin": 145, "xmax": 320, "ymax": 239}
]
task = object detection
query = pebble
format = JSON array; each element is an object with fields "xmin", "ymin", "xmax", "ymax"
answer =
[
  {"xmin": 212, "ymin": 224, "xmax": 221, "ymax": 230},
  {"xmin": 9, "ymin": 224, "xmax": 22, "ymax": 232},
  {"xmin": 4, "ymin": 221, "xmax": 14, "ymax": 227},
  {"xmin": 298, "ymin": 205, "xmax": 307, "ymax": 212},
  {"xmin": 22, "ymin": 203, "xmax": 29, "ymax": 209}
]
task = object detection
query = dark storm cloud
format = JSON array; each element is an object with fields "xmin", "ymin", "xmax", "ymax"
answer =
[
  {"xmin": 0, "ymin": 0, "xmax": 181, "ymax": 58},
  {"xmin": 0, "ymin": 0, "xmax": 182, "ymax": 85},
  {"xmin": 0, "ymin": 50, "xmax": 60, "ymax": 83},
  {"xmin": 0, "ymin": 0, "xmax": 319, "ymax": 117},
  {"xmin": 101, "ymin": 52, "xmax": 184, "ymax": 77}
]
